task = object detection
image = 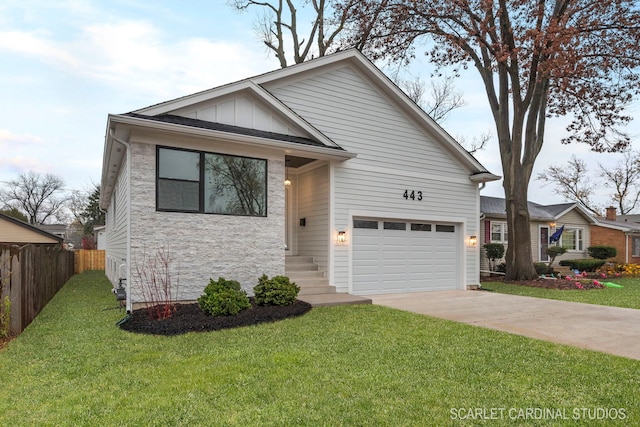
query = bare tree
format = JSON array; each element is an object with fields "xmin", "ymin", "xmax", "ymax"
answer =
[
  {"xmin": 229, "ymin": 0, "xmax": 366, "ymax": 67},
  {"xmin": 537, "ymin": 155, "xmax": 602, "ymax": 216},
  {"xmin": 538, "ymin": 151, "xmax": 640, "ymax": 216},
  {"xmin": 599, "ymin": 150, "xmax": 640, "ymax": 215},
  {"xmin": 0, "ymin": 171, "xmax": 68, "ymax": 224},
  {"xmin": 456, "ymin": 131, "xmax": 492, "ymax": 156},
  {"xmin": 68, "ymin": 184, "xmax": 105, "ymax": 235},
  {"xmin": 397, "ymin": 74, "xmax": 466, "ymax": 123}
]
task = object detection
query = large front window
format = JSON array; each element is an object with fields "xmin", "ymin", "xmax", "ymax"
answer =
[
  {"xmin": 157, "ymin": 146, "xmax": 267, "ymax": 217},
  {"xmin": 561, "ymin": 227, "xmax": 584, "ymax": 251}
]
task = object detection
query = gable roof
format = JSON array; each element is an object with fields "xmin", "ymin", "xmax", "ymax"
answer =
[
  {"xmin": 134, "ymin": 49, "xmax": 498, "ymax": 179},
  {"xmin": 0, "ymin": 213, "xmax": 64, "ymax": 244},
  {"xmin": 101, "ymin": 49, "xmax": 499, "ymax": 209},
  {"xmin": 480, "ymin": 196, "xmax": 596, "ymax": 223}
]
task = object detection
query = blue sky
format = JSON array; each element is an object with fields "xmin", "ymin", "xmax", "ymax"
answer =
[{"xmin": 1, "ymin": 1, "xmax": 638, "ymax": 209}]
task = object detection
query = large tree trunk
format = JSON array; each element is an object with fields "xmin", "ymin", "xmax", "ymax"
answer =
[{"xmin": 503, "ymin": 168, "xmax": 537, "ymax": 280}]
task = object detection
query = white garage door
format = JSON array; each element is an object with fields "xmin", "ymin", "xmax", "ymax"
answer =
[{"xmin": 352, "ymin": 218, "xmax": 459, "ymax": 294}]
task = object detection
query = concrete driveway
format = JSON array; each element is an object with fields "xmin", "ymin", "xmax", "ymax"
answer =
[{"xmin": 368, "ymin": 290, "xmax": 640, "ymax": 360}]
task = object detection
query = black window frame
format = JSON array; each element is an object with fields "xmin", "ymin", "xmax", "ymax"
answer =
[
  {"xmin": 383, "ymin": 221, "xmax": 406, "ymax": 230},
  {"xmin": 353, "ymin": 219, "xmax": 379, "ymax": 229},
  {"xmin": 411, "ymin": 223, "xmax": 432, "ymax": 232},
  {"xmin": 156, "ymin": 146, "xmax": 268, "ymax": 217}
]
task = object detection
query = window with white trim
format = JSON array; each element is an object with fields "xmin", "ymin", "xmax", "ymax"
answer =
[
  {"xmin": 491, "ymin": 222, "xmax": 508, "ymax": 243},
  {"xmin": 633, "ymin": 236, "xmax": 640, "ymax": 257},
  {"xmin": 560, "ymin": 227, "xmax": 584, "ymax": 251}
]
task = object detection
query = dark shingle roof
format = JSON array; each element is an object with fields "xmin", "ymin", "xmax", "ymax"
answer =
[
  {"xmin": 123, "ymin": 112, "xmax": 342, "ymax": 150},
  {"xmin": 480, "ymin": 196, "xmax": 580, "ymax": 221}
]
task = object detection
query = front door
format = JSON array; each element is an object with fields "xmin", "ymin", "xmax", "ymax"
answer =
[{"xmin": 540, "ymin": 226, "xmax": 549, "ymax": 262}]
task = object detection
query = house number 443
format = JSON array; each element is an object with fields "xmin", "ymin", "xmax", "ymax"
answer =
[{"xmin": 403, "ymin": 190, "xmax": 423, "ymax": 201}]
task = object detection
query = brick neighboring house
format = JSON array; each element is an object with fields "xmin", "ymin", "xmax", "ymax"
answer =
[{"xmin": 591, "ymin": 207, "xmax": 640, "ymax": 264}]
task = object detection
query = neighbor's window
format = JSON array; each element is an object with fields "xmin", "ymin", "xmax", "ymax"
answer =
[
  {"xmin": 633, "ymin": 236, "xmax": 640, "ymax": 257},
  {"xmin": 561, "ymin": 227, "xmax": 584, "ymax": 251},
  {"xmin": 491, "ymin": 222, "xmax": 508, "ymax": 243},
  {"xmin": 157, "ymin": 146, "xmax": 267, "ymax": 216}
]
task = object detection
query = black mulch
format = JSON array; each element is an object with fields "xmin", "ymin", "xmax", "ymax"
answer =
[{"xmin": 118, "ymin": 298, "xmax": 312, "ymax": 336}]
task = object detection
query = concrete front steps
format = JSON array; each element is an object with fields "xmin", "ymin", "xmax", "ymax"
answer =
[{"xmin": 286, "ymin": 255, "xmax": 371, "ymax": 307}]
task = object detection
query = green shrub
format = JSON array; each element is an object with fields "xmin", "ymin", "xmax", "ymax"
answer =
[
  {"xmin": 559, "ymin": 259, "xmax": 606, "ymax": 272},
  {"xmin": 254, "ymin": 275, "xmax": 300, "ymax": 306},
  {"xmin": 587, "ymin": 246, "xmax": 617, "ymax": 260},
  {"xmin": 534, "ymin": 263, "xmax": 549, "ymax": 275},
  {"xmin": 484, "ymin": 243, "xmax": 505, "ymax": 271},
  {"xmin": 545, "ymin": 245, "xmax": 567, "ymax": 267},
  {"xmin": 198, "ymin": 277, "xmax": 250, "ymax": 317}
]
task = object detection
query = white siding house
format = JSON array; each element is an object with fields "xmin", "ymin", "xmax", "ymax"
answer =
[{"xmin": 100, "ymin": 50, "xmax": 498, "ymax": 310}]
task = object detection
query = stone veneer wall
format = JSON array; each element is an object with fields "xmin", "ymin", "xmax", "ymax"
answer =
[{"xmin": 128, "ymin": 141, "xmax": 285, "ymax": 302}]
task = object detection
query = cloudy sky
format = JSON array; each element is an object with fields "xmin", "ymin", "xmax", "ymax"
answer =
[{"xmin": 1, "ymin": 1, "xmax": 638, "ymax": 209}]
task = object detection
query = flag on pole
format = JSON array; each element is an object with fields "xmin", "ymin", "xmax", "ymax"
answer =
[{"xmin": 549, "ymin": 225, "xmax": 564, "ymax": 243}]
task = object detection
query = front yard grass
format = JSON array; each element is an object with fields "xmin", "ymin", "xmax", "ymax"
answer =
[
  {"xmin": 481, "ymin": 277, "xmax": 640, "ymax": 309},
  {"xmin": 1, "ymin": 271, "xmax": 638, "ymax": 426}
]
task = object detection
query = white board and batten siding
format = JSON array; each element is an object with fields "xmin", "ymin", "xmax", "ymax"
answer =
[
  {"xmin": 270, "ymin": 65, "xmax": 480, "ymax": 293},
  {"xmin": 172, "ymin": 95, "xmax": 301, "ymax": 138}
]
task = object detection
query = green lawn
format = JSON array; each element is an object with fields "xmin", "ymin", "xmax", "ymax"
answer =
[
  {"xmin": 1, "ymin": 271, "xmax": 638, "ymax": 426},
  {"xmin": 481, "ymin": 277, "xmax": 640, "ymax": 309}
]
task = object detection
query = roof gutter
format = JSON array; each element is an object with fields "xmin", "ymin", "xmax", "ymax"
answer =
[{"xmin": 108, "ymin": 129, "xmax": 133, "ymax": 314}]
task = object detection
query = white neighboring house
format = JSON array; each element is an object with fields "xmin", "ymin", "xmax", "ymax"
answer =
[
  {"xmin": 94, "ymin": 225, "xmax": 106, "ymax": 250},
  {"xmin": 99, "ymin": 50, "xmax": 499, "ymax": 311}
]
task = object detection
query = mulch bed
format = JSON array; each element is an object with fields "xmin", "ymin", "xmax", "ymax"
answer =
[
  {"xmin": 490, "ymin": 277, "xmax": 608, "ymax": 290},
  {"xmin": 118, "ymin": 298, "xmax": 312, "ymax": 336}
]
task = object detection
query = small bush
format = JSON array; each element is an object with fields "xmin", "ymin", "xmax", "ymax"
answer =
[
  {"xmin": 254, "ymin": 275, "xmax": 300, "ymax": 306},
  {"xmin": 484, "ymin": 243, "xmax": 505, "ymax": 271},
  {"xmin": 198, "ymin": 277, "xmax": 250, "ymax": 317},
  {"xmin": 587, "ymin": 246, "xmax": 617, "ymax": 260},
  {"xmin": 545, "ymin": 245, "xmax": 567, "ymax": 267},
  {"xmin": 534, "ymin": 263, "xmax": 549, "ymax": 275},
  {"xmin": 559, "ymin": 259, "xmax": 606, "ymax": 272}
]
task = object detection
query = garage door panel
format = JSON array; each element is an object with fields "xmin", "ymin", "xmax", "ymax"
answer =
[{"xmin": 353, "ymin": 218, "xmax": 459, "ymax": 294}]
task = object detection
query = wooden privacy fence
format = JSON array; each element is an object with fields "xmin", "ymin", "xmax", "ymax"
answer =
[
  {"xmin": 75, "ymin": 249, "xmax": 105, "ymax": 273},
  {"xmin": 0, "ymin": 244, "xmax": 75, "ymax": 335}
]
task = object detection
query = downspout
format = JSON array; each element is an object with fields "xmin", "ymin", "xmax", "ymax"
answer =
[
  {"xmin": 626, "ymin": 233, "xmax": 629, "ymax": 264},
  {"xmin": 109, "ymin": 129, "xmax": 133, "ymax": 314}
]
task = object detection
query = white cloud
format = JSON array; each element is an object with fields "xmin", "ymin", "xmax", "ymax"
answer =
[
  {"xmin": 0, "ymin": 129, "xmax": 43, "ymax": 146},
  {"xmin": 0, "ymin": 19, "xmax": 276, "ymax": 102},
  {"xmin": 0, "ymin": 30, "xmax": 81, "ymax": 68}
]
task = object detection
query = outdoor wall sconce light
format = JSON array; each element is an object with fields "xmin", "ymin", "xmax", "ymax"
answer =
[
  {"xmin": 468, "ymin": 235, "xmax": 478, "ymax": 247},
  {"xmin": 550, "ymin": 222, "xmax": 556, "ymax": 228},
  {"xmin": 337, "ymin": 230, "xmax": 347, "ymax": 244},
  {"xmin": 284, "ymin": 167, "xmax": 291, "ymax": 186}
]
